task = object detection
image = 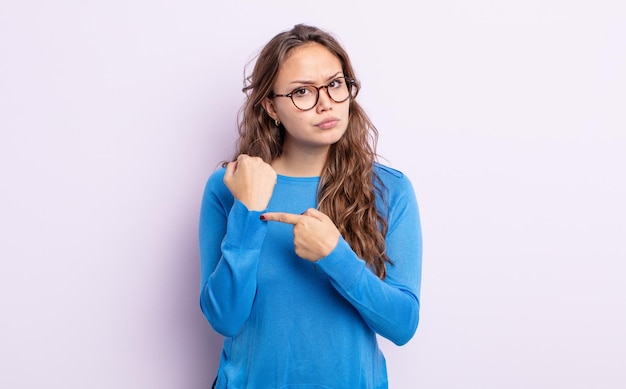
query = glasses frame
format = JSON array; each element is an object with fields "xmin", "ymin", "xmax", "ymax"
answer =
[{"xmin": 270, "ymin": 77, "xmax": 357, "ymax": 111}]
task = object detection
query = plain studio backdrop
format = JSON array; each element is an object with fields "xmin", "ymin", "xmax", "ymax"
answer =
[{"xmin": 1, "ymin": 1, "xmax": 624, "ymax": 388}]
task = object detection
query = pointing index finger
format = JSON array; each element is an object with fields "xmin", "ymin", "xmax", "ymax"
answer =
[{"xmin": 261, "ymin": 212, "xmax": 302, "ymax": 225}]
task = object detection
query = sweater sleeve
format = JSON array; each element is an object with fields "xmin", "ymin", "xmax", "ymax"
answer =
[
  {"xmin": 198, "ymin": 168, "xmax": 268, "ymax": 337},
  {"xmin": 316, "ymin": 170, "xmax": 422, "ymax": 346}
]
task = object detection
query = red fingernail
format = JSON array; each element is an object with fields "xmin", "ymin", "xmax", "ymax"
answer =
[{"xmin": 260, "ymin": 215, "xmax": 266, "ymax": 220}]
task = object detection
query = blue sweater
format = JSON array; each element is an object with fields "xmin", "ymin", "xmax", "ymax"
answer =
[{"xmin": 199, "ymin": 163, "xmax": 422, "ymax": 389}]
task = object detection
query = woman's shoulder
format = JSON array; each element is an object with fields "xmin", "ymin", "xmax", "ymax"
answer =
[
  {"xmin": 374, "ymin": 162, "xmax": 404, "ymax": 177},
  {"xmin": 374, "ymin": 162, "xmax": 411, "ymax": 185},
  {"xmin": 207, "ymin": 165, "xmax": 227, "ymax": 180},
  {"xmin": 373, "ymin": 162, "xmax": 417, "ymax": 200},
  {"xmin": 204, "ymin": 166, "xmax": 231, "ymax": 197}
]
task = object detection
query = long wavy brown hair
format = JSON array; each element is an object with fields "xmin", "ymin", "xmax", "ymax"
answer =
[{"xmin": 231, "ymin": 24, "xmax": 391, "ymax": 279}]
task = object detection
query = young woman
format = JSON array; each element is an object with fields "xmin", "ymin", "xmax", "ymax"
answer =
[{"xmin": 199, "ymin": 24, "xmax": 422, "ymax": 388}]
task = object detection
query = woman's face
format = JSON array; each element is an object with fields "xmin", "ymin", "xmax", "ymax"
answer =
[{"xmin": 262, "ymin": 43, "xmax": 351, "ymax": 154}]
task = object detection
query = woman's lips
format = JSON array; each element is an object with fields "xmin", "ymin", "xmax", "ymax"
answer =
[{"xmin": 316, "ymin": 118, "xmax": 339, "ymax": 129}]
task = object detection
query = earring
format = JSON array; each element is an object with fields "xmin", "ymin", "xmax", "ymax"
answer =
[{"xmin": 275, "ymin": 119, "xmax": 280, "ymax": 127}]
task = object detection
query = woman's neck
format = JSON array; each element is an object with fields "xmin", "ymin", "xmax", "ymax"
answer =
[{"xmin": 271, "ymin": 147, "xmax": 329, "ymax": 177}]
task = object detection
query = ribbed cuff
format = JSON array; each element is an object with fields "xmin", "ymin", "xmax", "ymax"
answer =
[{"xmin": 224, "ymin": 199, "xmax": 267, "ymax": 249}]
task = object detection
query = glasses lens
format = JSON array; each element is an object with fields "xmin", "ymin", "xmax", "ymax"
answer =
[
  {"xmin": 290, "ymin": 78, "xmax": 354, "ymax": 110},
  {"xmin": 291, "ymin": 86, "xmax": 319, "ymax": 110},
  {"xmin": 327, "ymin": 78, "xmax": 352, "ymax": 103}
]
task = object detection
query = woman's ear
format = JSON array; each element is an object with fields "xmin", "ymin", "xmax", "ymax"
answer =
[{"xmin": 261, "ymin": 98, "xmax": 278, "ymax": 122}]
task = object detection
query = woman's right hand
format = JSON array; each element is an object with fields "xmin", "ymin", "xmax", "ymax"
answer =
[{"xmin": 223, "ymin": 154, "xmax": 277, "ymax": 211}]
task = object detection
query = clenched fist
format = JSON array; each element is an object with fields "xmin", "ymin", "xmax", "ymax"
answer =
[{"xmin": 224, "ymin": 154, "xmax": 277, "ymax": 211}]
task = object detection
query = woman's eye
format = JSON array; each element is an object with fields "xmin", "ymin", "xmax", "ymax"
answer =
[
  {"xmin": 293, "ymin": 88, "xmax": 310, "ymax": 97},
  {"xmin": 328, "ymin": 79, "xmax": 343, "ymax": 89}
]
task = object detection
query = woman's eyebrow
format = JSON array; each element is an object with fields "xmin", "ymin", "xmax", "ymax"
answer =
[{"xmin": 288, "ymin": 72, "xmax": 344, "ymax": 85}]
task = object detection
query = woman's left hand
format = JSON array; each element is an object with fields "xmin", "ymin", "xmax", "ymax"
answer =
[{"xmin": 261, "ymin": 208, "xmax": 340, "ymax": 262}]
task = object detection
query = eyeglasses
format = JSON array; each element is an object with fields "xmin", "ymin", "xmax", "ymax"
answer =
[{"xmin": 270, "ymin": 77, "xmax": 357, "ymax": 111}]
